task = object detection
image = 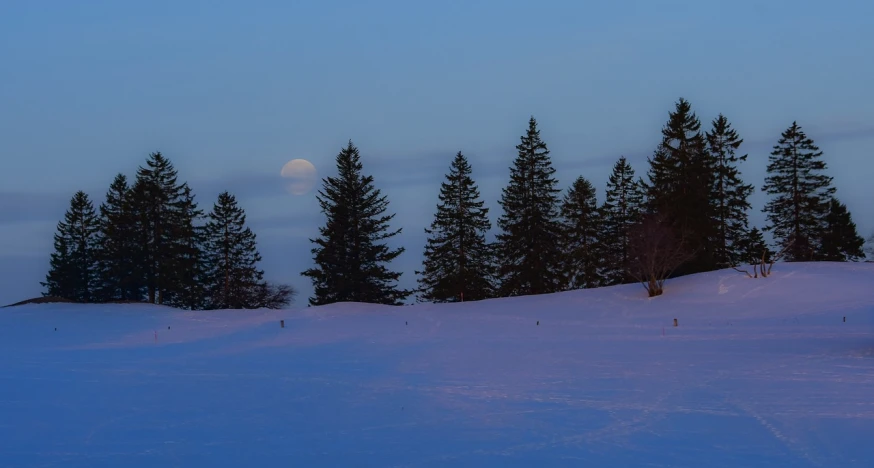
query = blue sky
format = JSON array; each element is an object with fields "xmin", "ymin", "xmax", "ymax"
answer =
[{"xmin": 1, "ymin": 0, "xmax": 873, "ymax": 305}]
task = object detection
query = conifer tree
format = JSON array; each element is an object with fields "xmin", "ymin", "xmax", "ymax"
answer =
[
  {"xmin": 706, "ymin": 114, "xmax": 754, "ymax": 267},
  {"xmin": 417, "ymin": 152, "xmax": 495, "ymax": 302},
  {"xmin": 127, "ymin": 177, "xmax": 152, "ymax": 299},
  {"xmin": 643, "ymin": 145, "xmax": 674, "ymax": 214},
  {"xmin": 129, "ymin": 152, "xmax": 188, "ymax": 304},
  {"xmin": 762, "ymin": 122, "xmax": 835, "ymax": 261},
  {"xmin": 42, "ymin": 191, "xmax": 100, "ymax": 301},
  {"xmin": 643, "ymin": 98, "xmax": 715, "ymax": 274},
  {"xmin": 95, "ymin": 174, "xmax": 143, "ymax": 302},
  {"xmin": 559, "ymin": 176, "xmax": 603, "ymax": 289},
  {"xmin": 738, "ymin": 227, "xmax": 772, "ymax": 265},
  {"xmin": 600, "ymin": 156, "xmax": 644, "ymax": 285},
  {"xmin": 202, "ymin": 192, "xmax": 264, "ymax": 309},
  {"xmin": 302, "ymin": 141, "xmax": 409, "ymax": 306},
  {"xmin": 866, "ymin": 234, "xmax": 874, "ymax": 260},
  {"xmin": 819, "ymin": 198, "xmax": 865, "ymax": 261},
  {"xmin": 166, "ymin": 184, "xmax": 205, "ymax": 309},
  {"xmin": 495, "ymin": 117, "xmax": 564, "ymax": 297}
]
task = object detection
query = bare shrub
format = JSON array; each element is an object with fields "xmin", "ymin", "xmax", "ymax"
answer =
[
  {"xmin": 731, "ymin": 240, "xmax": 793, "ymax": 279},
  {"xmin": 251, "ymin": 283, "xmax": 297, "ymax": 309},
  {"xmin": 626, "ymin": 214, "xmax": 694, "ymax": 297}
]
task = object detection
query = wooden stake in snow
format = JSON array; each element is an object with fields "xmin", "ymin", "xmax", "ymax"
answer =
[
  {"xmin": 537, "ymin": 321, "xmax": 539, "ymax": 326},
  {"xmin": 280, "ymin": 320, "xmax": 285, "ymax": 328},
  {"xmin": 843, "ymin": 316, "xmax": 846, "ymax": 323},
  {"xmin": 673, "ymin": 318, "xmax": 678, "ymax": 327}
]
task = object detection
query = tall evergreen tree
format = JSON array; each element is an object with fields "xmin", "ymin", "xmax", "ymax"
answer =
[
  {"xmin": 202, "ymin": 192, "xmax": 264, "ymax": 309},
  {"xmin": 706, "ymin": 114, "xmax": 754, "ymax": 267},
  {"xmin": 495, "ymin": 117, "xmax": 564, "ymax": 297},
  {"xmin": 302, "ymin": 141, "xmax": 409, "ymax": 306},
  {"xmin": 417, "ymin": 152, "xmax": 495, "ymax": 302},
  {"xmin": 129, "ymin": 152, "xmax": 188, "ymax": 304},
  {"xmin": 600, "ymin": 156, "xmax": 644, "ymax": 285},
  {"xmin": 166, "ymin": 184, "xmax": 205, "ymax": 309},
  {"xmin": 643, "ymin": 98, "xmax": 715, "ymax": 274},
  {"xmin": 643, "ymin": 145, "xmax": 674, "ymax": 213},
  {"xmin": 95, "ymin": 174, "xmax": 143, "ymax": 302},
  {"xmin": 559, "ymin": 176, "xmax": 603, "ymax": 289},
  {"xmin": 819, "ymin": 197, "xmax": 865, "ymax": 261},
  {"xmin": 866, "ymin": 234, "xmax": 874, "ymax": 261},
  {"xmin": 127, "ymin": 177, "xmax": 152, "ymax": 300},
  {"xmin": 42, "ymin": 191, "xmax": 100, "ymax": 301},
  {"xmin": 762, "ymin": 122, "xmax": 835, "ymax": 261}
]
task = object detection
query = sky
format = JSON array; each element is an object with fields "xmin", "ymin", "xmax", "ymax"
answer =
[{"xmin": 1, "ymin": 0, "xmax": 873, "ymax": 306}]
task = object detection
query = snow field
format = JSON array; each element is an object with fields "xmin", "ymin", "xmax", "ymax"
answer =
[{"xmin": 1, "ymin": 262, "xmax": 874, "ymax": 467}]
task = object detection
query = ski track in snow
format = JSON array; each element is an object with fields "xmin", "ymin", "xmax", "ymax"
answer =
[{"xmin": 1, "ymin": 263, "xmax": 874, "ymax": 467}]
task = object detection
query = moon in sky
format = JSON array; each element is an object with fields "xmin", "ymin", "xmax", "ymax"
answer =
[{"xmin": 280, "ymin": 159, "xmax": 318, "ymax": 195}]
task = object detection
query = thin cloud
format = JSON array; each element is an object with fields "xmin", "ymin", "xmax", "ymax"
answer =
[
  {"xmin": 0, "ymin": 191, "xmax": 71, "ymax": 225},
  {"xmin": 192, "ymin": 173, "xmax": 287, "ymax": 201},
  {"xmin": 737, "ymin": 124, "xmax": 874, "ymax": 152},
  {"xmin": 248, "ymin": 212, "xmax": 325, "ymax": 233}
]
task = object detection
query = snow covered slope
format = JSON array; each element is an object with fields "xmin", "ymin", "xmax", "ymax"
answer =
[{"xmin": 2, "ymin": 262, "xmax": 874, "ymax": 467}]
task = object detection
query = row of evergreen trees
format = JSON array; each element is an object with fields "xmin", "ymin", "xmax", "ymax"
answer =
[
  {"xmin": 303, "ymin": 99, "xmax": 866, "ymax": 305},
  {"xmin": 42, "ymin": 153, "xmax": 294, "ymax": 309}
]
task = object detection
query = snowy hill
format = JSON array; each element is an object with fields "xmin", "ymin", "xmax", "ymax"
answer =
[{"xmin": 2, "ymin": 262, "xmax": 874, "ymax": 467}]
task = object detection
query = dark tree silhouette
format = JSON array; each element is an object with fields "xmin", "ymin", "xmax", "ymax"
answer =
[
  {"xmin": 495, "ymin": 117, "xmax": 564, "ymax": 296},
  {"xmin": 762, "ymin": 122, "xmax": 835, "ymax": 261},
  {"xmin": 417, "ymin": 152, "xmax": 495, "ymax": 302},
  {"xmin": 303, "ymin": 141, "xmax": 409, "ymax": 305}
]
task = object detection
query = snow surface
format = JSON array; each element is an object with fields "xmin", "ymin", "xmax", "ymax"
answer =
[{"xmin": 2, "ymin": 262, "xmax": 874, "ymax": 467}]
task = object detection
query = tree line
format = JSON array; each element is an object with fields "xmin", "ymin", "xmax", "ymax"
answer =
[
  {"xmin": 304, "ymin": 98, "xmax": 866, "ymax": 304},
  {"xmin": 42, "ymin": 153, "xmax": 295, "ymax": 309}
]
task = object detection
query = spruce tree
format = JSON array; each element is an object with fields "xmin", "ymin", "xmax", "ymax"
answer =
[
  {"xmin": 706, "ymin": 114, "xmax": 754, "ymax": 267},
  {"xmin": 43, "ymin": 233, "xmax": 73, "ymax": 299},
  {"xmin": 127, "ymin": 177, "xmax": 152, "ymax": 301},
  {"xmin": 495, "ymin": 117, "xmax": 564, "ymax": 297},
  {"xmin": 416, "ymin": 152, "xmax": 495, "ymax": 302},
  {"xmin": 95, "ymin": 174, "xmax": 143, "ymax": 302},
  {"xmin": 819, "ymin": 198, "xmax": 865, "ymax": 261},
  {"xmin": 762, "ymin": 122, "xmax": 835, "ymax": 261},
  {"xmin": 166, "ymin": 184, "xmax": 205, "ymax": 309},
  {"xmin": 559, "ymin": 176, "xmax": 603, "ymax": 289},
  {"xmin": 129, "ymin": 152, "xmax": 188, "ymax": 304},
  {"xmin": 643, "ymin": 145, "xmax": 674, "ymax": 214},
  {"xmin": 202, "ymin": 192, "xmax": 264, "ymax": 309},
  {"xmin": 643, "ymin": 98, "xmax": 715, "ymax": 275},
  {"xmin": 302, "ymin": 141, "xmax": 409, "ymax": 306},
  {"xmin": 866, "ymin": 234, "xmax": 874, "ymax": 260},
  {"xmin": 599, "ymin": 156, "xmax": 644, "ymax": 285},
  {"xmin": 738, "ymin": 227, "xmax": 772, "ymax": 265},
  {"xmin": 42, "ymin": 191, "xmax": 100, "ymax": 301}
]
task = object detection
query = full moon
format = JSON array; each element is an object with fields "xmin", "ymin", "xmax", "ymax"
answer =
[{"xmin": 280, "ymin": 159, "xmax": 318, "ymax": 195}]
